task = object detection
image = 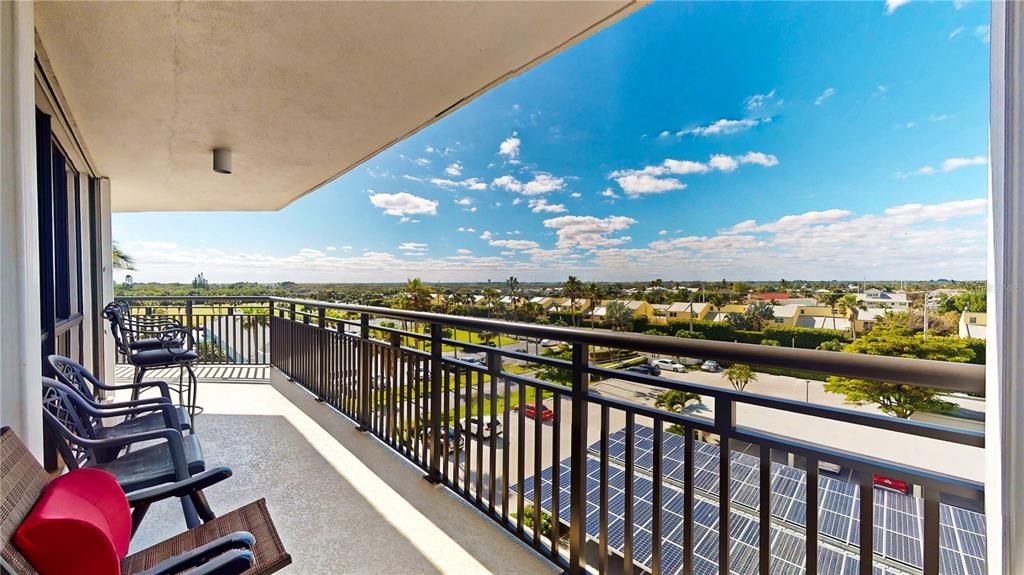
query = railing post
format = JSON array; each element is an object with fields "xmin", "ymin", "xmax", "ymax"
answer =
[
  {"xmin": 358, "ymin": 313, "xmax": 371, "ymax": 431},
  {"xmin": 569, "ymin": 341, "xmax": 589, "ymax": 575},
  {"xmin": 317, "ymin": 306, "xmax": 328, "ymax": 401},
  {"xmin": 715, "ymin": 396, "xmax": 735, "ymax": 575},
  {"xmin": 287, "ymin": 303, "xmax": 296, "ymax": 379},
  {"xmin": 426, "ymin": 322, "xmax": 443, "ymax": 483},
  {"xmin": 185, "ymin": 300, "xmax": 194, "ymax": 346},
  {"xmin": 268, "ymin": 299, "xmax": 275, "ymax": 366}
]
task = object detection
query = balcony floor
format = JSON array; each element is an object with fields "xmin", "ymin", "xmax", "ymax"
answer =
[{"xmin": 117, "ymin": 365, "xmax": 560, "ymax": 575}]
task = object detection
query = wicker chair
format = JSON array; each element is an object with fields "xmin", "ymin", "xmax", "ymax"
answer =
[{"xmin": 0, "ymin": 427, "xmax": 291, "ymax": 575}]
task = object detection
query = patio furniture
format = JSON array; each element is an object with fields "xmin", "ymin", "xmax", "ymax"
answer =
[
  {"xmin": 48, "ymin": 355, "xmax": 192, "ymax": 436},
  {"xmin": 110, "ymin": 300, "xmax": 189, "ymax": 352},
  {"xmin": 103, "ymin": 302, "xmax": 201, "ymax": 426},
  {"xmin": 41, "ymin": 378, "xmax": 212, "ymax": 529},
  {"xmin": 1, "ymin": 427, "xmax": 292, "ymax": 575}
]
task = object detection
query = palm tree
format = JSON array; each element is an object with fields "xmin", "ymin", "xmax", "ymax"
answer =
[
  {"xmin": 819, "ymin": 291, "xmax": 842, "ymax": 331},
  {"xmin": 687, "ymin": 290, "xmax": 698, "ymax": 332},
  {"xmin": 836, "ymin": 293, "xmax": 867, "ymax": 339},
  {"xmin": 483, "ymin": 288, "xmax": 500, "ymax": 318},
  {"xmin": 725, "ymin": 364, "xmax": 757, "ymax": 392},
  {"xmin": 562, "ymin": 276, "xmax": 584, "ymax": 327},
  {"xmin": 584, "ymin": 283, "xmax": 603, "ymax": 328},
  {"xmin": 112, "ymin": 241, "xmax": 136, "ymax": 271},
  {"xmin": 655, "ymin": 390, "xmax": 703, "ymax": 413},
  {"xmin": 505, "ymin": 276, "xmax": 520, "ymax": 321}
]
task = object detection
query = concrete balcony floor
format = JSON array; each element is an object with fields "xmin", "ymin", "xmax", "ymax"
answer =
[{"xmin": 116, "ymin": 365, "xmax": 559, "ymax": 574}]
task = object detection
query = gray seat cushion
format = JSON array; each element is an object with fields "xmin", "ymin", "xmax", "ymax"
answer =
[
  {"xmin": 130, "ymin": 348, "xmax": 199, "ymax": 367},
  {"xmin": 92, "ymin": 433, "xmax": 205, "ymax": 492},
  {"xmin": 95, "ymin": 406, "xmax": 192, "ymax": 437}
]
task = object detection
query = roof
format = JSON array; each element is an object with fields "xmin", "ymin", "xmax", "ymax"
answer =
[
  {"xmin": 857, "ymin": 307, "xmax": 891, "ymax": 321},
  {"xmin": 796, "ymin": 316, "xmax": 851, "ymax": 331},
  {"xmin": 750, "ymin": 293, "xmax": 790, "ymax": 300},
  {"xmin": 667, "ymin": 302, "xmax": 709, "ymax": 314},
  {"xmin": 769, "ymin": 304, "xmax": 802, "ymax": 318},
  {"xmin": 34, "ymin": 1, "xmax": 642, "ymax": 212}
]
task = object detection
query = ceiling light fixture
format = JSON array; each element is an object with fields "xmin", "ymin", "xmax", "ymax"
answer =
[{"xmin": 213, "ymin": 148, "xmax": 232, "ymax": 174}]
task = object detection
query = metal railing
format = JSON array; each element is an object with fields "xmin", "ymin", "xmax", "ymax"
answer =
[
  {"xmin": 115, "ymin": 296, "xmax": 270, "ymax": 365},
  {"xmin": 119, "ymin": 296, "xmax": 987, "ymax": 575}
]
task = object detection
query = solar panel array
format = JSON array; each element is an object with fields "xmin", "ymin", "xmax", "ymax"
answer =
[{"xmin": 517, "ymin": 424, "xmax": 986, "ymax": 575}]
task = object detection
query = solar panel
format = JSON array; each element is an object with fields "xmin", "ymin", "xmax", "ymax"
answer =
[{"xmin": 514, "ymin": 423, "xmax": 986, "ymax": 575}]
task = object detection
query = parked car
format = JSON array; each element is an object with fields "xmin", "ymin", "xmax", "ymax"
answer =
[
  {"xmin": 873, "ymin": 474, "xmax": 910, "ymax": 494},
  {"xmin": 540, "ymin": 339, "xmax": 560, "ymax": 348},
  {"xmin": 467, "ymin": 416, "xmax": 503, "ymax": 437},
  {"xmin": 512, "ymin": 402, "xmax": 555, "ymax": 421},
  {"xmin": 651, "ymin": 358, "xmax": 686, "ymax": 373},
  {"xmin": 423, "ymin": 427, "xmax": 464, "ymax": 454},
  {"xmin": 700, "ymin": 360, "xmax": 721, "ymax": 373},
  {"xmin": 626, "ymin": 363, "xmax": 662, "ymax": 377}
]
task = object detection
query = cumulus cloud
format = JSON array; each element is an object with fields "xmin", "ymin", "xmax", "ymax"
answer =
[
  {"xmin": 499, "ymin": 132, "xmax": 521, "ymax": 162},
  {"xmin": 527, "ymin": 198, "xmax": 567, "ymax": 213},
  {"xmin": 601, "ymin": 188, "xmax": 620, "ymax": 199},
  {"xmin": 975, "ymin": 25, "xmax": 990, "ymax": 43},
  {"xmin": 456, "ymin": 248, "xmax": 472, "ymax": 255},
  {"xmin": 398, "ymin": 242, "xmax": 428, "ymax": 252},
  {"xmin": 885, "ymin": 0, "xmax": 910, "ymax": 14},
  {"xmin": 413, "ymin": 157, "xmax": 431, "ymax": 167},
  {"xmin": 430, "ymin": 177, "xmax": 487, "ymax": 190},
  {"xmin": 445, "ymin": 162, "xmax": 463, "ymax": 176},
  {"xmin": 610, "ymin": 152, "xmax": 777, "ymax": 195},
  {"xmin": 570, "ymin": 192, "xmax": 582, "ymax": 198},
  {"xmin": 368, "ymin": 192, "xmax": 438, "ymax": 217},
  {"xmin": 895, "ymin": 155, "xmax": 987, "ymax": 178},
  {"xmin": 614, "ymin": 175, "xmax": 687, "ymax": 197},
  {"xmin": 480, "ymin": 230, "xmax": 493, "ymax": 241},
  {"xmin": 744, "ymin": 89, "xmax": 778, "ymax": 111},
  {"xmin": 815, "ymin": 87, "xmax": 836, "ymax": 105},
  {"xmin": 677, "ymin": 118, "xmax": 767, "ymax": 137},
  {"xmin": 543, "ymin": 215, "xmax": 637, "ymax": 249},
  {"xmin": 490, "ymin": 239, "xmax": 540, "ymax": 250},
  {"xmin": 491, "ymin": 173, "xmax": 566, "ymax": 196}
]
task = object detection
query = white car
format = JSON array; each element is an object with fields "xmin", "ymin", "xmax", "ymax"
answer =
[
  {"xmin": 651, "ymin": 358, "xmax": 687, "ymax": 373},
  {"xmin": 540, "ymin": 339, "xmax": 560, "ymax": 348},
  {"xmin": 467, "ymin": 416, "xmax": 503, "ymax": 437}
]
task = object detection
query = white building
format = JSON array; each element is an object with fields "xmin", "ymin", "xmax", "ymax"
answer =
[
  {"xmin": 959, "ymin": 311, "xmax": 988, "ymax": 340},
  {"xmin": 855, "ymin": 288, "xmax": 910, "ymax": 310}
]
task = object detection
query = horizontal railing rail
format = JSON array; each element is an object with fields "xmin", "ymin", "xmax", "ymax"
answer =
[{"xmin": 122, "ymin": 295, "xmax": 988, "ymax": 575}]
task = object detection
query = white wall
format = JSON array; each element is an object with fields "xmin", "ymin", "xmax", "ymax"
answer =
[
  {"xmin": 0, "ymin": 0, "xmax": 43, "ymax": 459},
  {"xmin": 100, "ymin": 178, "xmax": 115, "ymax": 386}
]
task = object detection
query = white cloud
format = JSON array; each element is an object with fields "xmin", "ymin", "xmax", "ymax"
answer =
[
  {"xmin": 424, "ymin": 146, "xmax": 436, "ymax": 154},
  {"xmin": 874, "ymin": 85, "xmax": 889, "ymax": 97},
  {"xmin": 456, "ymin": 248, "xmax": 472, "ymax": 255},
  {"xmin": 708, "ymin": 155, "xmax": 739, "ymax": 173},
  {"xmin": 413, "ymin": 157, "xmax": 431, "ymax": 167},
  {"xmin": 445, "ymin": 162, "xmax": 463, "ymax": 176},
  {"xmin": 678, "ymin": 118, "xmax": 766, "ymax": 137},
  {"xmin": 325, "ymin": 246, "xmax": 337, "ymax": 251},
  {"xmin": 658, "ymin": 230, "xmax": 668, "ymax": 236},
  {"xmin": 885, "ymin": 0, "xmax": 910, "ymax": 14},
  {"xmin": 491, "ymin": 173, "xmax": 566, "ymax": 196},
  {"xmin": 543, "ymin": 215, "xmax": 637, "ymax": 249},
  {"xmin": 528, "ymin": 198, "xmax": 567, "ymax": 213},
  {"xmin": 480, "ymin": 230, "xmax": 493, "ymax": 241},
  {"xmin": 929, "ymin": 114, "xmax": 950, "ymax": 122},
  {"xmin": 489, "ymin": 238, "xmax": 540, "ymax": 249},
  {"xmin": 398, "ymin": 242, "xmax": 428, "ymax": 252},
  {"xmin": 949, "ymin": 26, "xmax": 964, "ymax": 40},
  {"xmin": 398, "ymin": 217, "xmax": 420, "ymax": 224},
  {"xmin": 954, "ymin": 0, "xmax": 968, "ymax": 8},
  {"xmin": 896, "ymin": 155, "xmax": 987, "ymax": 178},
  {"xmin": 512, "ymin": 197, "xmax": 523, "ymax": 206},
  {"xmin": 815, "ymin": 87, "xmax": 836, "ymax": 105},
  {"xmin": 723, "ymin": 209, "xmax": 855, "ymax": 234},
  {"xmin": 455, "ymin": 197, "xmax": 473, "ymax": 206},
  {"xmin": 298, "ymin": 248, "xmax": 324, "ymax": 258},
  {"xmin": 570, "ymin": 192, "xmax": 582, "ymax": 198},
  {"xmin": 615, "ymin": 174, "xmax": 687, "ymax": 197},
  {"xmin": 975, "ymin": 25, "xmax": 990, "ymax": 43},
  {"xmin": 430, "ymin": 177, "xmax": 486, "ymax": 190},
  {"xmin": 744, "ymin": 89, "xmax": 777, "ymax": 112},
  {"xmin": 601, "ymin": 188, "xmax": 620, "ymax": 199},
  {"xmin": 883, "ymin": 198, "xmax": 987, "ymax": 222},
  {"xmin": 499, "ymin": 132, "xmax": 521, "ymax": 162},
  {"xmin": 658, "ymin": 130, "xmax": 671, "ymax": 138},
  {"xmin": 368, "ymin": 192, "xmax": 438, "ymax": 217}
]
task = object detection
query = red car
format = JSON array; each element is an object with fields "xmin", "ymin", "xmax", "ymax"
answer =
[
  {"xmin": 512, "ymin": 402, "xmax": 555, "ymax": 421},
  {"xmin": 873, "ymin": 474, "xmax": 910, "ymax": 494}
]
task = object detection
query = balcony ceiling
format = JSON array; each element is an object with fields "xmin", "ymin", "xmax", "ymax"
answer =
[{"xmin": 33, "ymin": 1, "xmax": 642, "ymax": 212}]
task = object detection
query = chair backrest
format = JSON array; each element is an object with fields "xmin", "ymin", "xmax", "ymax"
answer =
[
  {"xmin": 47, "ymin": 355, "xmax": 100, "ymax": 402},
  {"xmin": 102, "ymin": 301, "xmax": 133, "ymax": 355},
  {"xmin": 0, "ymin": 427, "xmax": 47, "ymax": 575},
  {"xmin": 40, "ymin": 378, "xmax": 98, "ymax": 470}
]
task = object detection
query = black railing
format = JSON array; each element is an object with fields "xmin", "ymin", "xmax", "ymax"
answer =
[
  {"xmin": 115, "ymin": 297, "xmax": 270, "ymax": 365},
  {"xmin": 119, "ymin": 296, "xmax": 987, "ymax": 575}
]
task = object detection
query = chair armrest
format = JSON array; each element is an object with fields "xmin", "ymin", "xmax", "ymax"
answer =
[
  {"xmin": 158, "ymin": 327, "xmax": 195, "ymax": 351},
  {"xmin": 135, "ymin": 533, "xmax": 254, "ymax": 575},
  {"xmin": 127, "ymin": 467, "xmax": 233, "ymax": 508},
  {"xmin": 71, "ymin": 427, "xmax": 191, "ymax": 480},
  {"xmin": 96, "ymin": 395, "xmax": 173, "ymax": 408},
  {"xmin": 88, "ymin": 400, "xmax": 184, "ymax": 430},
  {"xmin": 94, "ymin": 380, "xmax": 173, "ymax": 400}
]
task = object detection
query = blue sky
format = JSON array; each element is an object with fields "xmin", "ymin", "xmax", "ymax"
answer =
[{"xmin": 115, "ymin": 0, "xmax": 991, "ymax": 283}]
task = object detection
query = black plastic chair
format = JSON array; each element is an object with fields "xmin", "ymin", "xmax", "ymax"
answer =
[
  {"xmin": 41, "ymin": 378, "xmax": 214, "ymax": 528},
  {"xmin": 103, "ymin": 302, "xmax": 201, "ymax": 426},
  {"xmin": 48, "ymin": 355, "xmax": 192, "ymax": 437}
]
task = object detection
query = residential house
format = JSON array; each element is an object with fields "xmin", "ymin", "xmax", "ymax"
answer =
[
  {"xmin": 666, "ymin": 301, "xmax": 711, "ymax": 322},
  {"xmin": 959, "ymin": 311, "xmax": 988, "ymax": 340},
  {"xmin": 855, "ymin": 288, "xmax": 911, "ymax": 310}
]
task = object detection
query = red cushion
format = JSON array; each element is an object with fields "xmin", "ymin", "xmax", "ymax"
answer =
[{"xmin": 13, "ymin": 468, "xmax": 131, "ymax": 575}]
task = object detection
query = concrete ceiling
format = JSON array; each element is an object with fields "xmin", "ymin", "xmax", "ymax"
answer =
[{"xmin": 33, "ymin": 1, "xmax": 642, "ymax": 212}]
